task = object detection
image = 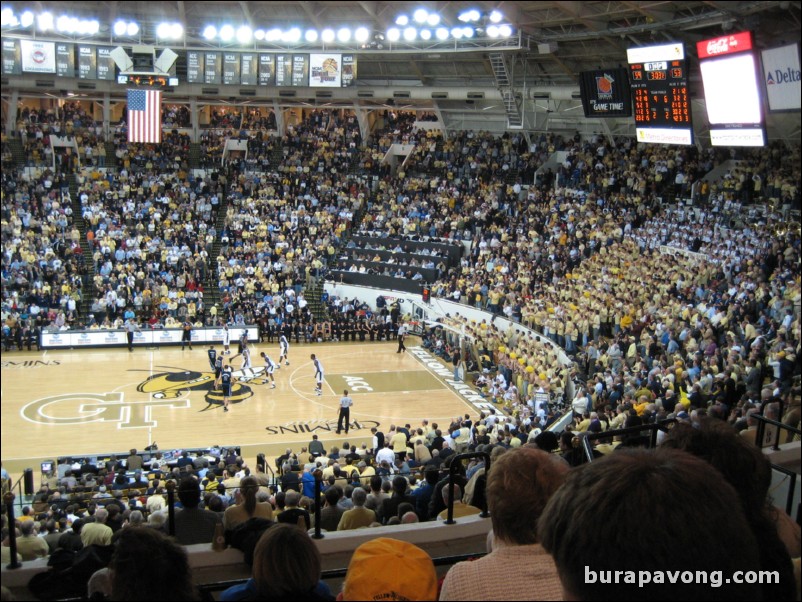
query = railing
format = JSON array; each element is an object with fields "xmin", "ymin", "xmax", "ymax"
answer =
[
  {"xmin": 197, "ymin": 551, "xmax": 487, "ymax": 597},
  {"xmin": 770, "ymin": 464, "xmax": 799, "ymax": 517},
  {"xmin": 753, "ymin": 411, "xmax": 800, "ymax": 451},
  {"xmin": 256, "ymin": 453, "xmax": 278, "ymax": 489},
  {"xmin": 311, "ymin": 470, "xmax": 325, "ymax": 539},
  {"xmin": 579, "ymin": 420, "xmax": 677, "ymax": 463},
  {"xmin": 443, "ymin": 451, "xmax": 490, "ymax": 525},
  {"xmin": 4, "ymin": 470, "xmax": 33, "ymax": 513},
  {"xmin": 3, "ymin": 492, "xmax": 22, "ymax": 569},
  {"xmin": 272, "ymin": 452, "xmax": 493, "ymax": 528}
]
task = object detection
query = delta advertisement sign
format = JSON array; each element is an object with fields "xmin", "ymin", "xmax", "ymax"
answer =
[{"xmin": 761, "ymin": 43, "xmax": 801, "ymax": 111}]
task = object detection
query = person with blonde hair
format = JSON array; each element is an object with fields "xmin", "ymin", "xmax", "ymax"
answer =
[{"xmin": 223, "ymin": 475, "xmax": 273, "ymax": 531}]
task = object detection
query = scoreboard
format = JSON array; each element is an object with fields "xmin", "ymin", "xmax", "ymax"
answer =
[{"xmin": 627, "ymin": 43, "xmax": 693, "ymax": 145}]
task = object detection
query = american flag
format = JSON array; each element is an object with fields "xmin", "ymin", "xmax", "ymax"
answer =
[{"xmin": 127, "ymin": 89, "xmax": 162, "ymax": 143}]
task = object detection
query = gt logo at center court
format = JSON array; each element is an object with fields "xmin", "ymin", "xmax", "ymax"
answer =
[
  {"xmin": 20, "ymin": 365, "xmax": 270, "ymax": 428},
  {"xmin": 21, "ymin": 393, "xmax": 190, "ymax": 429}
]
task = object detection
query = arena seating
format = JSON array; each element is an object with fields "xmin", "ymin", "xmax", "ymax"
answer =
[{"xmin": 1, "ymin": 110, "xmax": 799, "ymax": 602}]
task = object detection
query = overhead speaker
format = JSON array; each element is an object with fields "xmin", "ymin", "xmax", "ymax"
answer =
[
  {"xmin": 110, "ymin": 46, "xmax": 133, "ymax": 72},
  {"xmin": 154, "ymin": 48, "xmax": 178, "ymax": 73}
]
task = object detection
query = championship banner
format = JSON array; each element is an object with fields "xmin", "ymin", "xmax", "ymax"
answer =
[{"xmin": 310, "ymin": 53, "xmax": 342, "ymax": 87}]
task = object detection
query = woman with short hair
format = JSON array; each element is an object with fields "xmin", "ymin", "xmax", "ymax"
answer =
[{"xmin": 220, "ymin": 523, "xmax": 334, "ymax": 601}]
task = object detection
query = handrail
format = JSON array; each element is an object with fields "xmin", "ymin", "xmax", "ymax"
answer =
[
  {"xmin": 753, "ymin": 412, "xmax": 800, "ymax": 451},
  {"xmin": 197, "ymin": 551, "xmax": 488, "ymax": 596},
  {"xmin": 770, "ymin": 464, "xmax": 799, "ymax": 517},
  {"xmin": 444, "ymin": 451, "xmax": 490, "ymax": 525},
  {"xmin": 256, "ymin": 453, "xmax": 277, "ymax": 489},
  {"xmin": 4, "ymin": 473, "xmax": 31, "ymax": 512},
  {"xmin": 166, "ymin": 480, "xmax": 177, "ymax": 537},
  {"xmin": 579, "ymin": 420, "xmax": 676, "ymax": 463},
  {"xmin": 3, "ymin": 492, "xmax": 21, "ymax": 569},
  {"xmin": 312, "ymin": 469, "xmax": 324, "ymax": 540}
]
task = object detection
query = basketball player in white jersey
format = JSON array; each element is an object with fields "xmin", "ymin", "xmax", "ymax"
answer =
[
  {"xmin": 311, "ymin": 353, "xmax": 323, "ymax": 396},
  {"xmin": 222, "ymin": 324, "xmax": 231, "ymax": 355},
  {"xmin": 278, "ymin": 334, "xmax": 290, "ymax": 366},
  {"xmin": 241, "ymin": 342, "xmax": 253, "ymax": 378},
  {"xmin": 260, "ymin": 352, "xmax": 277, "ymax": 388}
]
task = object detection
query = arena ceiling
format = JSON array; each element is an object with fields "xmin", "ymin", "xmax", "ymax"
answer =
[{"xmin": 2, "ymin": 1, "xmax": 800, "ymax": 139}]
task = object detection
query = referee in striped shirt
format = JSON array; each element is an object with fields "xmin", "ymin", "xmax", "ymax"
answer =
[{"xmin": 337, "ymin": 390, "xmax": 353, "ymax": 435}]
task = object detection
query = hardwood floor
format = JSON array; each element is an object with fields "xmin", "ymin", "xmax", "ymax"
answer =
[{"xmin": 1, "ymin": 339, "xmax": 478, "ymax": 482}]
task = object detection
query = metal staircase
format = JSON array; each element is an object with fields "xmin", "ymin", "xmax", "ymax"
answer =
[
  {"xmin": 305, "ymin": 276, "xmax": 328, "ymax": 320},
  {"xmin": 188, "ymin": 142, "xmax": 202, "ymax": 169},
  {"xmin": 489, "ymin": 53, "xmax": 524, "ymax": 129},
  {"xmin": 68, "ymin": 174, "xmax": 97, "ymax": 321},
  {"xmin": 7, "ymin": 137, "xmax": 27, "ymax": 167},
  {"xmin": 203, "ymin": 183, "xmax": 228, "ymax": 320},
  {"xmin": 103, "ymin": 142, "xmax": 117, "ymax": 169}
]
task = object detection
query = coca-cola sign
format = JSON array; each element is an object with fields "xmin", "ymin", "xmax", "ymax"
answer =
[{"xmin": 697, "ymin": 31, "xmax": 753, "ymax": 59}]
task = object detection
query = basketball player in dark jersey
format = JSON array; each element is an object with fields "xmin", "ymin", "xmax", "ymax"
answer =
[
  {"xmin": 213, "ymin": 353, "xmax": 224, "ymax": 389},
  {"xmin": 220, "ymin": 365, "xmax": 233, "ymax": 412},
  {"xmin": 181, "ymin": 321, "xmax": 193, "ymax": 350}
]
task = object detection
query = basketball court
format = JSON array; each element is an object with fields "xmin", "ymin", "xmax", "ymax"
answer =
[{"xmin": 0, "ymin": 339, "xmax": 481, "ymax": 480}]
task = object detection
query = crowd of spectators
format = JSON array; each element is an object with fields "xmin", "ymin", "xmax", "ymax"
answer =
[
  {"xmin": 5, "ymin": 412, "xmax": 798, "ymax": 601},
  {"xmin": 14, "ymin": 102, "xmax": 106, "ymax": 169},
  {"xmin": 199, "ymin": 129, "xmax": 229, "ymax": 169},
  {"xmin": 343, "ymin": 135, "xmax": 800, "ymax": 434},
  {"xmin": 213, "ymin": 110, "xmax": 372, "ymax": 330},
  {"xmin": 162, "ymin": 104, "xmax": 191, "ymax": 129},
  {"xmin": 352, "ymin": 132, "xmax": 549, "ymax": 241},
  {"xmin": 404, "ymin": 129, "xmax": 534, "ymax": 184},
  {"xmin": 4, "ymin": 100, "xmax": 802, "ymax": 601},
  {"xmin": 4, "ymin": 113, "xmax": 800, "ymax": 437},
  {"xmin": 111, "ymin": 129, "xmax": 191, "ymax": 174},
  {"xmin": 4, "ymin": 114, "xmax": 801, "ymax": 403},
  {"xmin": 240, "ymin": 108, "xmax": 277, "ymax": 131},
  {"xmin": 1, "ymin": 166, "xmax": 85, "ymax": 345},
  {"xmin": 702, "ymin": 143, "xmax": 801, "ymax": 207},
  {"xmin": 73, "ymin": 163, "xmax": 227, "ymax": 327},
  {"xmin": 3, "ymin": 113, "xmax": 800, "ymax": 411}
]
